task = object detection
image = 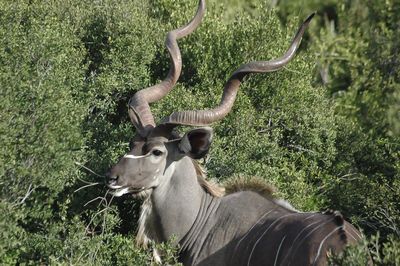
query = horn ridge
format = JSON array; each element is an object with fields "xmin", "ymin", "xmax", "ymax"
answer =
[
  {"xmin": 160, "ymin": 13, "xmax": 315, "ymax": 126},
  {"xmin": 128, "ymin": 0, "xmax": 206, "ymax": 134}
]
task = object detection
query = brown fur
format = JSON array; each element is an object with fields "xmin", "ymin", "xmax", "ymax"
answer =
[{"xmin": 192, "ymin": 160, "xmax": 225, "ymax": 197}]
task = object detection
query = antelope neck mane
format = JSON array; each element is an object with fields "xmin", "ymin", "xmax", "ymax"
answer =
[
  {"xmin": 192, "ymin": 161, "xmax": 276, "ymax": 200},
  {"xmin": 223, "ymin": 175, "xmax": 276, "ymax": 199},
  {"xmin": 191, "ymin": 159, "xmax": 225, "ymax": 197}
]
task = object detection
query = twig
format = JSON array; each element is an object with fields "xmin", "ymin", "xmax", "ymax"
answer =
[
  {"xmin": 14, "ymin": 184, "xmax": 35, "ymax": 206},
  {"xmin": 84, "ymin": 196, "xmax": 105, "ymax": 207},
  {"xmin": 101, "ymin": 191, "xmax": 115, "ymax": 235},
  {"xmin": 75, "ymin": 162, "xmax": 105, "ymax": 178},
  {"xmin": 85, "ymin": 189, "xmax": 112, "ymax": 236},
  {"xmin": 85, "ymin": 208, "xmax": 108, "ymax": 233},
  {"xmin": 339, "ymin": 173, "xmax": 358, "ymax": 179},
  {"xmin": 74, "ymin": 182, "xmax": 101, "ymax": 193}
]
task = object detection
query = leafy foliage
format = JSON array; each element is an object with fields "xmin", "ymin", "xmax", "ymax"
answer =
[
  {"xmin": 0, "ymin": 0, "xmax": 398, "ymax": 264},
  {"xmin": 279, "ymin": 0, "xmax": 400, "ymax": 263}
]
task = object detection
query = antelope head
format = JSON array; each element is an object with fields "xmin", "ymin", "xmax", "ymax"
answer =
[{"xmin": 105, "ymin": 0, "xmax": 314, "ymax": 198}]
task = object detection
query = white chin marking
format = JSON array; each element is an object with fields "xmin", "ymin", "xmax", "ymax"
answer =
[
  {"xmin": 112, "ymin": 187, "xmax": 130, "ymax": 197},
  {"xmin": 108, "ymin": 185, "xmax": 123, "ymax": 189}
]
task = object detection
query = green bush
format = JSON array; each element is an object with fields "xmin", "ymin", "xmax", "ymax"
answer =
[
  {"xmin": 0, "ymin": 0, "xmax": 398, "ymax": 264},
  {"xmin": 277, "ymin": 0, "xmax": 400, "ymax": 264}
]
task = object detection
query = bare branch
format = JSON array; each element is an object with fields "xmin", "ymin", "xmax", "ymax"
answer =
[
  {"xmin": 13, "ymin": 183, "xmax": 35, "ymax": 206},
  {"xmin": 75, "ymin": 162, "xmax": 105, "ymax": 178},
  {"xmin": 74, "ymin": 182, "xmax": 101, "ymax": 193}
]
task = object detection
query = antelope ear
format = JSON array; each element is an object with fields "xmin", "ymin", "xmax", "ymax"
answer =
[{"xmin": 179, "ymin": 127, "xmax": 213, "ymax": 159}]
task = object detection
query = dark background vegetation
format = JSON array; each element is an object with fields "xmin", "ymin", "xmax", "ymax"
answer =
[{"xmin": 0, "ymin": 0, "xmax": 399, "ymax": 264}]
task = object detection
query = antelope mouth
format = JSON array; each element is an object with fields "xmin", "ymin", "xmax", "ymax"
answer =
[{"xmin": 109, "ymin": 186, "xmax": 150, "ymax": 197}]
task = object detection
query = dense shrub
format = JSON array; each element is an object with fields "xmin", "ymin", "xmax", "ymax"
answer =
[
  {"xmin": 277, "ymin": 0, "xmax": 400, "ymax": 263},
  {"xmin": 0, "ymin": 0, "xmax": 398, "ymax": 264},
  {"xmin": 0, "ymin": 0, "xmax": 160, "ymax": 264}
]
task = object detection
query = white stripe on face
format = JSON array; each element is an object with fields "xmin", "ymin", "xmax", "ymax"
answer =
[{"xmin": 123, "ymin": 153, "xmax": 150, "ymax": 159}]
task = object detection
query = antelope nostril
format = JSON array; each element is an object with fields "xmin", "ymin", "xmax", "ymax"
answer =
[
  {"xmin": 105, "ymin": 171, "xmax": 119, "ymax": 185},
  {"xmin": 110, "ymin": 175, "xmax": 118, "ymax": 181}
]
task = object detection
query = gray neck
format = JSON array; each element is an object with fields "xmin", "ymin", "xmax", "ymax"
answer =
[{"xmin": 150, "ymin": 156, "xmax": 206, "ymax": 243}]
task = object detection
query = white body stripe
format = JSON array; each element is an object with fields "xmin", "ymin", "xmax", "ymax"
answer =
[
  {"xmin": 348, "ymin": 225, "xmax": 362, "ymax": 240},
  {"xmin": 234, "ymin": 209, "xmax": 275, "ymax": 254},
  {"xmin": 281, "ymin": 219, "xmax": 320, "ymax": 263},
  {"xmin": 344, "ymin": 228, "xmax": 357, "ymax": 242},
  {"xmin": 304, "ymin": 213, "xmax": 318, "ymax": 220},
  {"xmin": 287, "ymin": 218, "xmax": 335, "ymax": 266},
  {"xmin": 247, "ymin": 213, "xmax": 296, "ymax": 266},
  {"xmin": 274, "ymin": 236, "xmax": 287, "ymax": 266},
  {"xmin": 312, "ymin": 226, "xmax": 343, "ymax": 265},
  {"xmin": 289, "ymin": 218, "xmax": 320, "ymax": 249}
]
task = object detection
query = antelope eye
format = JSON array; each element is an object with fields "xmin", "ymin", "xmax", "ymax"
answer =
[{"xmin": 152, "ymin": 149, "xmax": 163, "ymax": 156}]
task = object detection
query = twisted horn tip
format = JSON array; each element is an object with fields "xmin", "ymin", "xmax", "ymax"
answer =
[{"xmin": 304, "ymin": 13, "xmax": 315, "ymax": 25}]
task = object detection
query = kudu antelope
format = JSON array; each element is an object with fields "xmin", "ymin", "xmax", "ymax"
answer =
[{"xmin": 106, "ymin": 0, "xmax": 363, "ymax": 265}]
